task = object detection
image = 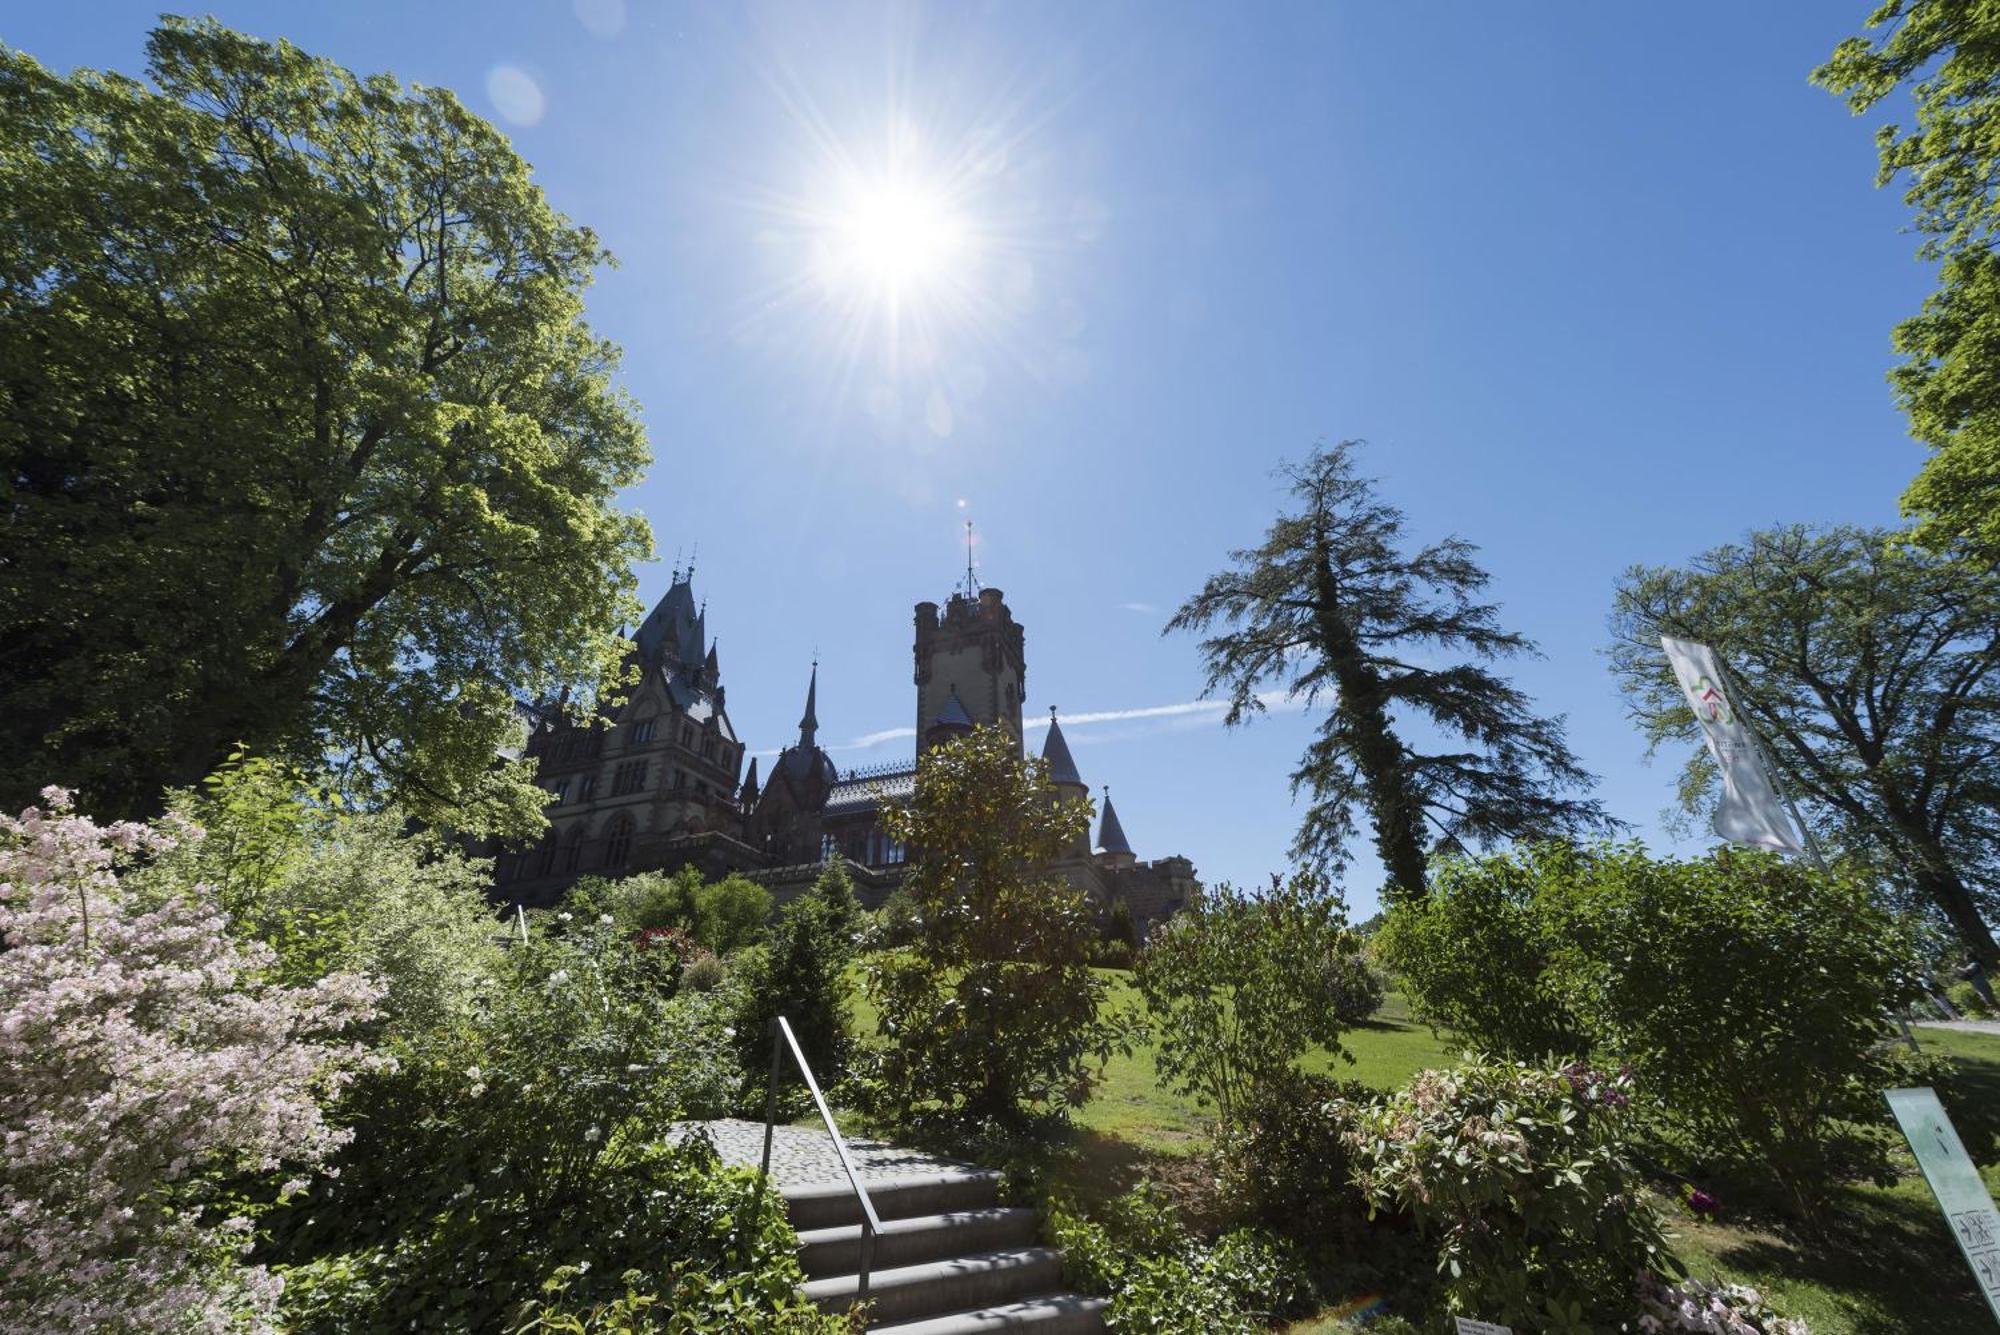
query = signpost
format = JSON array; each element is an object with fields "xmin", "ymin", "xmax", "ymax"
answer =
[{"xmin": 1886, "ymin": 1087, "xmax": 2000, "ymax": 1325}]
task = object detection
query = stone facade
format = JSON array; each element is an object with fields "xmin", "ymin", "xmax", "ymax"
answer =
[{"xmin": 496, "ymin": 571, "xmax": 1195, "ymax": 934}]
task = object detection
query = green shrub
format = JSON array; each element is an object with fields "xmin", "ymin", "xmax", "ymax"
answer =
[
  {"xmin": 810, "ymin": 859, "xmax": 862, "ymax": 943},
  {"xmin": 1544, "ymin": 845, "xmax": 1925, "ymax": 1210},
  {"xmin": 147, "ymin": 755, "xmax": 505, "ymax": 1031},
  {"xmin": 269, "ymin": 920, "xmax": 748, "ymax": 1330},
  {"xmin": 1342, "ymin": 1056, "xmax": 1677, "ymax": 1334},
  {"xmin": 1090, "ymin": 937, "xmax": 1136, "ymax": 970},
  {"xmin": 734, "ymin": 892, "xmax": 853, "ymax": 1106},
  {"xmin": 1219, "ymin": 1070, "xmax": 1371, "ymax": 1238},
  {"xmin": 682, "ymin": 953, "xmax": 727, "ymax": 993},
  {"xmin": 1104, "ymin": 896, "xmax": 1138, "ymax": 950},
  {"xmin": 1374, "ymin": 846, "xmax": 1590, "ymax": 1060},
  {"xmin": 1047, "ymin": 1185, "xmax": 1316, "ymax": 1334},
  {"xmin": 562, "ymin": 868, "xmax": 770, "ymax": 955},
  {"xmin": 869, "ymin": 887, "xmax": 921, "ymax": 949},
  {"xmin": 1135, "ymin": 870, "xmax": 1362, "ymax": 1132},
  {"xmin": 1324, "ymin": 950, "xmax": 1386, "ymax": 1027},
  {"xmin": 1385, "ymin": 843, "xmax": 1930, "ymax": 1213}
]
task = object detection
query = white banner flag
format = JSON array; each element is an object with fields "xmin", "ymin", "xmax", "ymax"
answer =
[{"xmin": 1659, "ymin": 636, "xmax": 1807, "ymax": 856}]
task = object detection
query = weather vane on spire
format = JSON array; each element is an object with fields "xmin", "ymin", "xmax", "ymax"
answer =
[{"xmin": 960, "ymin": 520, "xmax": 980, "ymax": 599}]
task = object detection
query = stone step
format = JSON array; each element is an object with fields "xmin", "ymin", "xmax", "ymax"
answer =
[
  {"xmin": 868, "ymin": 1294, "xmax": 1110, "ymax": 1335},
  {"xmin": 785, "ymin": 1169, "xmax": 1003, "ymax": 1232},
  {"xmin": 797, "ymin": 1207, "xmax": 1041, "ymax": 1277},
  {"xmin": 802, "ymin": 1247, "xmax": 1065, "ymax": 1325}
]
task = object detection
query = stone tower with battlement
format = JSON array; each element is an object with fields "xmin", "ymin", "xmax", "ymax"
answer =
[{"xmin": 913, "ymin": 587, "xmax": 1026, "ymax": 756}]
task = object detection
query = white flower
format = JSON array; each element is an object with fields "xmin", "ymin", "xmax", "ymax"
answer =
[
  {"xmin": 558, "ymin": 911, "xmax": 573, "ymax": 922},
  {"xmin": 599, "ymin": 913, "xmax": 613, "ymax": 925},
  {"xmin": 584, "ymin": 1125, "xmax": 601, "ymax": 1142}
]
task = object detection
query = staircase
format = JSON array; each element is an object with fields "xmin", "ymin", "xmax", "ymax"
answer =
[{"xmin": 788, "ymin": 1168, "xmax": 1107, "ymax": 1333}]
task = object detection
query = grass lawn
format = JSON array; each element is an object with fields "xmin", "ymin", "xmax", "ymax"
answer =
[{"xmin": 842, "ymin": 965, "xmax": 2000, "ymax": 1332}]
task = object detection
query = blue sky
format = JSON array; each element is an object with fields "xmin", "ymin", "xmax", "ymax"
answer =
[{"xmin": 11, "ymin": 3, "xmax": 1929, "ymax": 915}]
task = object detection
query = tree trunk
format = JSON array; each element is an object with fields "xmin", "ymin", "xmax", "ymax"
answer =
[
  {"xmin": 1313, "ymin": 549, "xmax": 1430, "ymax": 900},
  {"xmin": 1911, "ymin": 840, "xmax": 2000, "ymax": 975}
]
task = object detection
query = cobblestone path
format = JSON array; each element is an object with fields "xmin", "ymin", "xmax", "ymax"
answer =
[{"xmin": 678, "ymin": 1117, "xmax": 974, "ymax": 1190}]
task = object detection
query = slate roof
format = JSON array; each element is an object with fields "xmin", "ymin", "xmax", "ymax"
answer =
[
  {"xmin": 825, "ymin": 766, "xmax": 918, "ymax": 816},
  {"xmin": 933, "ymin": 687, "xmax": 974, "ymax": 730},
  {"xmin": 1096, "ymin": 790, "xmax": 1133, "ymax": 856},
  {"xmin": 1042, "ymin": 713, "xmax": 1084, "ymax": 788}
]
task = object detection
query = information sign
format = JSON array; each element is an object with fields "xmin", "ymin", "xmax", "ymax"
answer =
[{"xmin": 1886, "ymin": 1086, "xmax": 2000, "ymax": 1325}]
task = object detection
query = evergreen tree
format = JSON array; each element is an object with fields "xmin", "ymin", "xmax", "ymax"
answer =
[{"xmin": 1168, "ymin": 442, "xmax": 1615, "ymax": 898}]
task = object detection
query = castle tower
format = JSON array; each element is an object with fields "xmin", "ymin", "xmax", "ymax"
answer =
[{"xmin": 914, "ymin": 585, "xmax": 1026, "ymax": 757}]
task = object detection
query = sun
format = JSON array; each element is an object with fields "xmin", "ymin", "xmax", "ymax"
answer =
[{"xmin": 824, "ymin": 174, "xmax": 968, "ymax": 299}]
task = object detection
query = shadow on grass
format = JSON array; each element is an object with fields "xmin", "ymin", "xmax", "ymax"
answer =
[{"xmin": 1688, "ymin": 1177, "xmax": 1986, "ymax": 1335}]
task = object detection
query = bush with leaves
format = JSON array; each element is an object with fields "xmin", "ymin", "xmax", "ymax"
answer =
[
  {"xmin": 864, "ymin": 726, "xmax": 1134, "ymax": 1126},
  {"xmin": 734, "ymin": 886, "xmax": 855, "ymax": 1108},
  {"xmin": 1218, "ymin": 1070, "xmax": 1372, "ymax": 1239},
  {"xmin": 1048, "ymin": 1185, "xmax": 1316, "ymax": 1335},
  {"xmin": 1374, "ymin": 846, "xmax": 1591, "ymax": 1060},
  {"xmin": 269, "ymin": 919, "xmax": 752, "ymax": 1330},
  {"xmin": 1341, "ymin": 1056, "xmax": 1678, "ymax": 1334},
  {"xmin": 144, "ymin": 755, "xmax": 506, "ymax": 1031},
  {"xmin": 0, "ymin": 789, "xmax": 378, "ymax": 1333},
  {"xmin": 1134, "ymin": 870, "xmax": 1364, "ymax": 1132},
  {"xmin": 1384, "ymin": 843, "xmax": 1933, "ymax": 1211},
  {"xmin": 564, "ymin": 867, "xmax": 770, "ymax": 955}
]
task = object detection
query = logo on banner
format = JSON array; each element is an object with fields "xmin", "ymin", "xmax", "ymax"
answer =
[{"xmin": 1689, "ymin": 675, "xmax": 1732, "ymax": 725}]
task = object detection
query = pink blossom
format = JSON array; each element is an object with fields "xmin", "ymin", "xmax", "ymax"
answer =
[{"xmin": 0, "ymin": 791, "xmax": 379, "ymax": 1332}]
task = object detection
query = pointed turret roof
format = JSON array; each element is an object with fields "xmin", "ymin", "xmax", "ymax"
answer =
[
  {"xmin": 705, "ymin": 642, "xmax": 719, "ymax": 677},
  {"xmin": 740, "ymin": 756, "xmax": 760, "ymax": 803},
  {"xmin": 798, "ymin": 663, "xmax": 820, "ymax": 749},
  {"xmin": 1042, "ymin": 708, "xmax": 1084, "ymax": 788},
  {"xmin": 1096, "ymin": 787, "xmax": 1133, "ymax": 856}
]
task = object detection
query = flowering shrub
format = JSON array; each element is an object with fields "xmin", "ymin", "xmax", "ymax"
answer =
[
  {"xmin": 1637, "ymin": 1274, "xmax": 1810, "ymax": 1334},
  {"xmin": 0, "ymin": 790, "xmax": 377, "ymax": 1332},
  {"xmin": 1341, "ymin": 1056, "xmax": 1678, "ymax": 1334}
]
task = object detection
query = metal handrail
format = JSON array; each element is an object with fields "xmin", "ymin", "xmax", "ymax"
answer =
[{"xmin": 754, "ymin": 1015, "xmax": 882, "ymax": 1311}]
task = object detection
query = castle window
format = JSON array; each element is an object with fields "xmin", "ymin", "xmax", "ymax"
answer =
[
  {"xmin": 674, "ymin": 769, "xmax": 686, "ymax": 790},
  {"xmin": 578, "ymin": 774, "xmax": 598, "ymax": 802},
  {"xmin": 604, "ymin": 815, "xmax": 634, "ymax": 869},
  {"xmin": 562, "ymin": 826, "xmax": 586, "ymax": 874},
  {"xmin": 820, "ymin": 832, "xmax": 837, "ymax": 862},
  {"xmin": 549, "ymin": 778, "xmax": 569, "ymax": 806},
  {"xmin": 632, "ymin": 719, "xmax": 656, "ymax": 745},
  {"xmin": 613, "ymin": 760, "xmax": 648, "ymax": 795},
  {"xmin": 681, "ymin": 724, "xmax": 696, "ymax": 749},
  {"xmin": 536, "ymin": 833, "xmax": 559, "ymax": 877},
  {"xmin": 702, "ymin": 738, "xmax": 717, "ymax": 760}
]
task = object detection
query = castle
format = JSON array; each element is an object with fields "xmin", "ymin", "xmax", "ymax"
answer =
[{"xmin": 498, "ymin": 568, "xmax": 1196, "ymax": 931}]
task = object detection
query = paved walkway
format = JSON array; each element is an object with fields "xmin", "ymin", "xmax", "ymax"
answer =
[
  {"xmin": 1915, "ymin": 1017, "xmax": 2000, "ymax": 1035},
  {"xmin": 679, "ymin": 1118, "xmax": 975, "ymax": 1191}
]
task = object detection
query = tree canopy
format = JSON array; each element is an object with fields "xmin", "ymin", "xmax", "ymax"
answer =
[
  {"xmin": 1168, "ymin": 442, "xmax": 1615, "ymax": 898},
  {"xmin": 1816, "ymin": 2, "xmax": 2000, "ymax": 557},
  {"xmin": 0, "ymin": 19, "xmax": 650, "ymax": 834},
  {"xmin": 1610, "ymin": 523, "xmax": 2000, "ymax": 970}
]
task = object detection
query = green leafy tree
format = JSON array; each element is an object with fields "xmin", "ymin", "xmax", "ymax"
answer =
[
  {"xmin": 0, "ymin": 19, "xmax": 650, "ymax": 834},
  {"xmin": 1134, "ymin": 870, "xmax": 1363, "ymax": 1132},
  {"xmin": 1816, "ymin": 3, "xmax": 2000, "ymax": 556},
  {"xmin": 1168, "ymin": 442, "xmax": 1616, "ymax": 897},
  {"xmin": 1610, "ymin": 524, "xmax": 2000, "ymax": 970},
  {"xmin": 865, "ymin": 725, "xmax": 1131, "ymax": 1126},
  {"xmin": 734, "ymin": 892, "xmax": 853, "ymax": 1106}
]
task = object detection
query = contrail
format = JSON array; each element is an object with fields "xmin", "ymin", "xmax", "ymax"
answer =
[{"xmin": 753, "ymin": 689, "xmax": 1310, "ymax": 755}]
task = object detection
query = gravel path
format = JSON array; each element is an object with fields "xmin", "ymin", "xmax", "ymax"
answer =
[{"xmin": 678, "ymin": 1118, "xmax": 975, "ymax": 1191}]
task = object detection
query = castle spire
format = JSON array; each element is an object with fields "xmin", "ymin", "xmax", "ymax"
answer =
[
  {"xmin": 1042, "ymin": 706, "xmax": 1084, "ymax": 789},
  {"xmin": 798, "ymin": 660, "xmax": 819, "ymax": 750},
  {"xmin": 1097, "ymin": 785, "xmax": 1134, "ymax": 863}
]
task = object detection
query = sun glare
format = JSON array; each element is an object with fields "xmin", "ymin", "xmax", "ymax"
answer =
[{"xmin": 829, "ymin": 178, "xmax": 966, "ymax": 296}]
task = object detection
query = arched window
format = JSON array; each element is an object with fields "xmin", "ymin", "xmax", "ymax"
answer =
[
  {"xmin": 535, "ymin": 831, "xmax": 559, "ymax": 877},
  {"xmin": 604, "ymin": 814, "xmax": 634, "ymax": 869},
  {"xmin": 562, "ymin": 825, "xmax": 587, "ymax": 874}
]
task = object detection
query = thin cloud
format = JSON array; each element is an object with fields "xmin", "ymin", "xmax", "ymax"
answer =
[{"xmin": 1118, "ymin": 601, "xmax": 1158, "ymax": 614}]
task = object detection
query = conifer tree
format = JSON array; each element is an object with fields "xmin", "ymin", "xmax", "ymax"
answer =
[{"xmin": 1168, "ymin": 442, "xmax": 1615, "ymax": 899}]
